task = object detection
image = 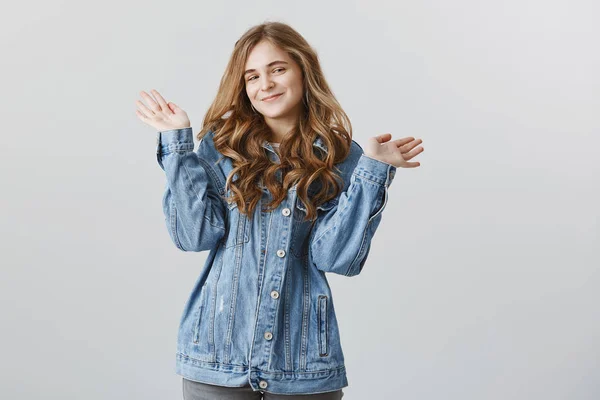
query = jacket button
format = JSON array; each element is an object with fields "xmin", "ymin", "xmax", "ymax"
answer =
[
  {"xmin": 282, "ymin": 208, "xmax": 291, "ymax": 216},
  {"xmin": 276, "ymin": 249, "xmax": 286, "ymax": 257},
  {"xmin": 264, "ymin": 331, "xmax": 273, "ymax": 340},
  {"xmin": 270, "ymin": 290, "xmax": 279, "ymax": 299},
  {"xmin": 259, "ymin": 380, "xmax": 268, "ymax": 389}
]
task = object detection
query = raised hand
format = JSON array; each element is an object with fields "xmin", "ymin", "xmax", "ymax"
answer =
[
  {"xmin": 364, "ymin": 133, "xmax": 424, "ymax": 168},
  {"xmin": 135, "ymin": 89, "xmax": 191, "ymax": 132}
]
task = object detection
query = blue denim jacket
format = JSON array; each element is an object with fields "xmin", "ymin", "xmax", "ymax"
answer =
[{"xmin": 156, "ymin": 127, "xmax": 396, "ymax": 395}]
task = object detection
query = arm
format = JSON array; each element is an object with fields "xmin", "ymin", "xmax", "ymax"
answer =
[
  {"xmin": 156, "ymin": 127, "xmax": 226, "ymax": 252},
  {"xmin": 309, "ymin": 149, "xmax": 396, "ymax": 277}
]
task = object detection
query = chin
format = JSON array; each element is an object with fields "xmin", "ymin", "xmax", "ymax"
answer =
[
  {"xmin": 260, "ymin": 103, "xmax": 302, "ymax": 119},
  {"xmin": 260, "ymin": 106, "xmax": 293, "ymax": 119}
]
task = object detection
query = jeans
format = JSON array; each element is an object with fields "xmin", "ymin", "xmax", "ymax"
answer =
[{"xmin": 182, "ymin": 378, "xmax": 345, "ymax": 400}]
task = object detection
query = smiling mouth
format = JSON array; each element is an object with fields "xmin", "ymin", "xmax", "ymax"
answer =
[{"xmin": 262, "ymin": 93, "xmax": 283, "ymax": 101}]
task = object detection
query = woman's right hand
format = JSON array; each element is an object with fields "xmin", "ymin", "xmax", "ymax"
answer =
[{"xmin": 135, "ymin": 89, "xmax": 191, "ymax": 132}]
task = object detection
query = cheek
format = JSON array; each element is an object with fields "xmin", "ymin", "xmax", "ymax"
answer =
[
  {"xmin": 245, "ymin": 86, "xmax": 256, "ymax": 100},
  {"xmin": 289, "ymin": 77, "xmax": 304, "ymax": 97},
  {"xmin": 290, "ymin": 85, "xmax": 304, "ymax": 102}
]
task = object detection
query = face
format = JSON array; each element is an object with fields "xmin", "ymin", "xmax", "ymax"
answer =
[{"xmin": 244, "ymin": 40, "xmax": 304, "ymax": 124}]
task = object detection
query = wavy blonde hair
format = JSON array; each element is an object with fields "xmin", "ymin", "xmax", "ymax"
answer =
[{"xmin": 196, "ymin": 21, "xmax": 353, "ymax": 222}]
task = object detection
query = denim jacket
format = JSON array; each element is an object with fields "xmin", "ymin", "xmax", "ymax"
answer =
[{"xmin": 156, "ymin": 127, "xmax": 396, "ymax": 395}]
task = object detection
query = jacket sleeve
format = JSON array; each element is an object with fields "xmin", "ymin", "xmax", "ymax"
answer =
[
  {"xmin": 308, "ymin": 146, "xmax": 396, "ymax": 277},
  {"xmin": 156, "ymin": 127, "xmax": 226, "ymax": 252}
]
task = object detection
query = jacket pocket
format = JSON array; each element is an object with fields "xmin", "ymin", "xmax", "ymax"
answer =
[
  {"xmin": 224, "ymin": 201, "xmax": 250, "ymax": 248},
  {"xmin": 294, "ymin": 196, "xmax": 337, "ymax": 219},
  {"xmin": 291, "ymin": 197, "xmax": 337, "ymax": 258},
  {"xmin": 290, "ymin": 202, "xmax": 312, "ymax": 258},
  {"xmin": 318, "ymin": 295, "xmax": 329, "ymax": 356},
  {"xmin": 193, "ymin": 284, "xmax": 208, "ymax": 344}
]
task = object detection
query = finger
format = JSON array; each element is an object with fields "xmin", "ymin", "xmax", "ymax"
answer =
[
  {"xmin": 394, "ymin": 137, "xmax": 415, "ymax": 147},
  {"xmin": 401, "ymin": 161, "xmax": 421, "ymax": 168},
  {"xmin": 140, "ymin": 91, "xmax": 162, "ymax": 112},
  {"xmin": 150, "ymin": 89, "xmax": 172, "ymax": 115},
  {"xmin": 168, "ymin": 102, "xmax": 179, "ymax": 112},
  {"xmin": 399, "ymin": 138, "xmax": 423, "ymax": 152},
  {"xmin": 135, "ymin": 109, "xmax": 149, "ymax": 120},
  {"xmin": 402, "ymin": 147, "xmax": 424, "ymax": 160},
  {"xmin": 375, "ymin": 133, "xmax": 392, "ymax": 143},
  {"xmin": 135, "ymin": 99, "xmax": 155, "ymax": 117}
]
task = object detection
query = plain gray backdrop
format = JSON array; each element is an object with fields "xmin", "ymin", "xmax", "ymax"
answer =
[{"xmin": 1, "ymin": 0, "xmax": 598, "ymax": 399}]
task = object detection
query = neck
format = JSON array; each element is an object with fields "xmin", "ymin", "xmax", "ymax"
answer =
[{"xmin": 263, "ymin": 104, "xmax": 302, "ymax": 142}]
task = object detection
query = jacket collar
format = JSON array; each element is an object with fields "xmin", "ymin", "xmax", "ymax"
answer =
[{"xmin": 262, "ymin": 136, "xmax": 328, "ymax": 154}]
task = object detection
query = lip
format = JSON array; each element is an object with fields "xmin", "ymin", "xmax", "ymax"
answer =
[{"xmin": 262, "ymin": 93, "xmax": 283, "ymax": 101}]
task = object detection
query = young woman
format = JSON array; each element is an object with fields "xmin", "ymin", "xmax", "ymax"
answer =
[{"xmin": 135, "ymin": 21, "xmax": 423, "ymax": 400}]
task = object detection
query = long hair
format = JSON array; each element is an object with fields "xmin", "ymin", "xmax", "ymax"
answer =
[{"xmin": 196, "ymin": 21, "xmax": 353, "ymax": 222}]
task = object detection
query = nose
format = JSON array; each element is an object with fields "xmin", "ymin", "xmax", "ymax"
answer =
[{"xmin": 260, "ymin": 75, "xmax": 275, "ymax": 92}]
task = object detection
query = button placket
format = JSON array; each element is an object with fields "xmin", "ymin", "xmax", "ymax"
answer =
[{"xmin": 253, "ymin": 203, "xmax": 288, "ymax": 377}]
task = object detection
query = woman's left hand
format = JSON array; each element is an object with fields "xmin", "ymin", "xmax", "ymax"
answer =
[{"xmin": 364, "ymin": 133, "xmax": 424, "ymax": 168}]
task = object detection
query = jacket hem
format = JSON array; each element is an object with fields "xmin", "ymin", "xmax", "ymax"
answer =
[{"xmin": 175, "ymin": 352, "xmax": 349, "ymax": 395}]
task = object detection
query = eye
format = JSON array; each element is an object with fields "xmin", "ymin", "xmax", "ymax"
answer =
[{"xmin": 247, "ymin": 68, "xmax": 285, "ymax": 82}]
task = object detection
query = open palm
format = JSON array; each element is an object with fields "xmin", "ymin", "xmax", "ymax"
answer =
[
  {"xmin": 135, "ymin": 89, "xmax": 191, "ymax": 132},
  {"xmin": 364, "ymin": 133, "xmax": 424, "ymax": 168}
]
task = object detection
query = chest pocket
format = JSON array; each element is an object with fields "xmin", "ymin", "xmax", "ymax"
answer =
[
  {"xmin": 290, "ymin": 196, "xmax": 337, "ymax": 258},
  {"xmin": 224, "ymin": 200, "xmax": 250, "ymax": 248}
]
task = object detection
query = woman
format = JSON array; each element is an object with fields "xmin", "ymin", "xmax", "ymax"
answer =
[{"xmin": 135, "ymin": 21, "xmax": 423, "ymax": 400}]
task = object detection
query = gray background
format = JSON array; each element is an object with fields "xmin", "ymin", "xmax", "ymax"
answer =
[{"xmin": 1, "ymin": 0, "xmax": 598, "ymax": 399}]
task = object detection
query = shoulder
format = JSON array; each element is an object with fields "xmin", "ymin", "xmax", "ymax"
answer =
[
  {"xmin": 307, "ymin": 138, "xmax": 362, "ymax": 202},
  {"xmin": 196, "ymin": 129, "xmax": 227, "ymax": 194},
  {"xmin": 197, "ymin": 129, "xmax": 218, "ymax": 155},
  {"xmin": 348, "ymin": 139, "xmax": 364, "ymax": 164},
  {"xmin": 333, "ymin": 139, "xmax": 364, "ymax": 175}
]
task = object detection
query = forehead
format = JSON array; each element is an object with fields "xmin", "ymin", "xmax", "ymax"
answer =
[{"xmin": 244, "ymin": 40, "xmax": 290, "ymax": 69}]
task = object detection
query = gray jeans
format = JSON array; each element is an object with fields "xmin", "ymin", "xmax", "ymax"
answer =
[{"xmin": 182, "ymin": 378, "xmax": 345, "ymax": 400}]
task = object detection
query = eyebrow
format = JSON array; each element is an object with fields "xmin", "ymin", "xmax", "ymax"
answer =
[{"xmin": 244, "ymin": 60, "xmax": 289, "ymax": 76}]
